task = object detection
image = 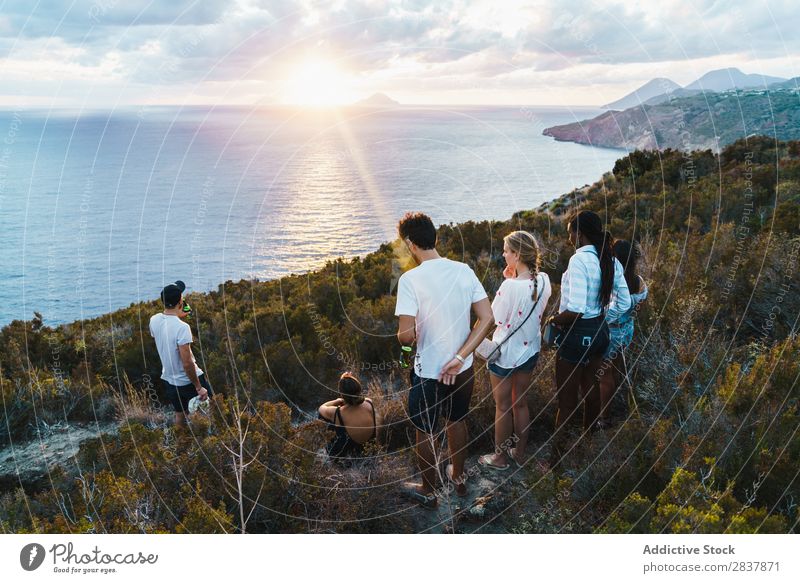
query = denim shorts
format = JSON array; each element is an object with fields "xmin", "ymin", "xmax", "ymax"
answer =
[
  {"xmin": 408, "ymin": 367, "xmax": 474, "ymax": 433},
  {"xmin": 488, "ymin": 351, "xmax": 540, "ymax": 378},
  {"xmin": 604, "ymin": 320, "xmax": 634, "ymax": 359},
  {"xmin": 163, "ymin": 374, "xmax": 213, "ymax": 413},
  {"xmin": 556, "ymin": 316, "xmax": 609, "ymax": 365}
]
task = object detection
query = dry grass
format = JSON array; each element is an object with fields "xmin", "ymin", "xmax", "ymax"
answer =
[{"xmin": 112, "ymin": 375, "xmax": 170, "ymax": 429}]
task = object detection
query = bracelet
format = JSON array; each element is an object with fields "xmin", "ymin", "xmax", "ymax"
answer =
[{"xmin": 454, "ymin": 354, "xmax": 465, "ymax": 364}]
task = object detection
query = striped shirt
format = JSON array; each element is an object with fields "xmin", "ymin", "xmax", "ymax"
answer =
[{"xmin": 559, "ymin": 245, "xmax": 631, "ymax": 321}]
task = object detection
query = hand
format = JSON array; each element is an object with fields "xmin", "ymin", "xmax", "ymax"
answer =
[
  {"xmin": 439, "ymin": 357, "xmax": 463, "ymax": 386},
  {"xmin": 335, "ymin": 397, "xmax": 345, "ymax": 405},
  {"xmin": 196, "ymin": 386, "xmax": 208, "ymax": 401},
  {"xmin": 503, "ymin": 264, "xmax": 516, "ymax": 279}
]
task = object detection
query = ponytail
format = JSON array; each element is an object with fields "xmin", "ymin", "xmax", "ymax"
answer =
[{"xmin": 567, "ymin": 211, "xmax": 614, "ymax": 308}]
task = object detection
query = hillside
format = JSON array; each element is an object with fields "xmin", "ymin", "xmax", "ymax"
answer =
[
  {"xmin": 603, "ymin": 78, "xmax": 681, "ymax": 110},
  {"xmin": 1, "ymin": 137, "xmax": 799, "ymax": 533},
  {"xmin": 603, "ymin": 68, "xmax": 788, "ymax": 110},
  {"xmin": 544, "ymin": 89, "xmax": 800, "ymax": 151},
  {"xmin": 683, "ymin": 67, "xmax": 786, "ymax": 92}
]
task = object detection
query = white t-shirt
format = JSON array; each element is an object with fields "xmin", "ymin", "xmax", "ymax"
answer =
[
  {"xmin": 491, "ymin": 272, "xmax": 551, "ymax": 368},
  {"xmin": 149, "ymin": 313, "xmax": 203, "ymax": 386},
  {"xmin": 395, "ymin": 257, "xmax": 488, "ymax": 379}
]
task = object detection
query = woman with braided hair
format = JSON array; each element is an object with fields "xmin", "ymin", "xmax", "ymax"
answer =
[{"xmin": 479, "ymin": 230, "xmax": 551, "ymax": 470}]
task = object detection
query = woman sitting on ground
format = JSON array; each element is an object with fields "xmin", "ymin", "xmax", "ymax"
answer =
[{"xmin": 318, "ymin": 372, "xmax": 379, "ymax": 460}]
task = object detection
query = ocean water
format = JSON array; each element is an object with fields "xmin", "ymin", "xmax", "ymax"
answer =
[{"xmin": 0, "ymin": 105, "xmax": 621, "ymax": 325}]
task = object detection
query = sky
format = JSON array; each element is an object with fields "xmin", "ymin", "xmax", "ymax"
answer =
[{"xmin": 0, "ymin": 0, "xmax": 797, "ymax": 107}]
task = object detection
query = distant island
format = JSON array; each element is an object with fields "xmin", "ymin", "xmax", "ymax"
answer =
[
  {"xmin": 545, "ymin": 68, "xmax": 800, "ymax": 151},
  {"xmin": 353, "ymin": 92, "xmax": 400, "ymax": 108}
]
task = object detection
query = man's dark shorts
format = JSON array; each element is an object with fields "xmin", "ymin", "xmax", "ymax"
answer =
[
  {"xmin": 408, "ymin": 367, "xmax": 474, "ymax": 433},
  {"xmin": 163, "ymin": 374, "xmax": 213, "ymax": 413}
]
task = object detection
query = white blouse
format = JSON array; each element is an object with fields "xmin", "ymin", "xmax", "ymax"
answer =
[{"xmin": 490, "ymin": 272, "xmax": 551, "ymax": 368}]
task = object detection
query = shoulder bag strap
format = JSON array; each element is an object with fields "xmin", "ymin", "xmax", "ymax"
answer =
[{"xmin": 490, "ymin": 273, "xmax": 542, "ymax": 356}]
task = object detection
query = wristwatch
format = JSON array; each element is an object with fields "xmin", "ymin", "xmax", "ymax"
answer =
[{"xmin": 454, "ymin": 354, "xmax": 465, "ymax": 364}]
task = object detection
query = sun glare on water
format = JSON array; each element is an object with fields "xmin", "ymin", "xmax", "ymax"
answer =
[{"xmin": 283, "ymin": 59, "xmax": 354, "ymax": 107}]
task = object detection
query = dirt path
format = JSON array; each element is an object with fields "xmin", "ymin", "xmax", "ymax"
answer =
[{"xmin": 405, "ymin": 452, "xmax": 551, "ymax": 534}]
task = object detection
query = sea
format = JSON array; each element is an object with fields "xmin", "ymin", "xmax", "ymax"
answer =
[{"xmin": 0, "ymin": 105, "xmax": 622, "ymax": 326}]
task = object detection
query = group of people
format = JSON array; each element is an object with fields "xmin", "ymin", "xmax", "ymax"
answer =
[
  {"xmin": 391, "ymin": 210, "xmax": 647, "ymax": 508},
  {"xmin": 146, "ymin": 209, "xmax": 648, "ymax": 510}
]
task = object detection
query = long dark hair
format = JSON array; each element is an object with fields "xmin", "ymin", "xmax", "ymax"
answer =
[
  {"xmin": 612, "ymin": 240, "xmax": 642, "ymax": 294},
  {"xmin": 567, "ymin": 211, "xmax": 614, "ymax": 308}
]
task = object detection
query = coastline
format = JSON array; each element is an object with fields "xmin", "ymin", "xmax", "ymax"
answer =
[{"xmin": 0, "ymin": 179, "xmax": 604, "ymax": 331}]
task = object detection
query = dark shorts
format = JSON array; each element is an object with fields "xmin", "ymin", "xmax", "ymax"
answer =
[
  {"xmin": 488, "ymin": 351, "xmax": 540, "ymax": 378},
  {"xmin": 163, "ymin": 374, "xmax": 213, "ymax": 413},
  {"xmin": 556, "ymin": 316, "xmax": 610, "ymax": 365},
  {"xmin": 408, "ymin": 367, "xmax": 474, "ymax": 433}
]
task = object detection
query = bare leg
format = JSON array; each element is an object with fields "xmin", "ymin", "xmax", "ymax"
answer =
[
  {"xmin": 510, "ymin": 369, "xmax": 533, "ymax": 461},
  {"xmin": 581, "ymin": 356, "xmax": 605, "ymax": 430},
  {"xmin": 174, "ymin": 412, "xmax": 187, "ymax": 426},
  {"xmin": 415, "ymin": 429, "xmax": 437, "ymax": 494},
  {"xmin": 552, "ymin": 357, "xmax": 583, "ymax": 465},
  {"xmin": 486, "ymin": 373, "xmax": 513, "ymax": 465},
  {"xmin": 612, "ymin": 352, "xmax": 629, "ymax": 418},
  {"xmin": 598, "ymin": 357, "xmax": 616, "ymax": 422},
  {"xmin": 445, "ymin": 420, "xmax": 468, "ymax": 477},
  {"xmin": 555, "ymin": 357, "xmax": 582, "ymax": 430}
]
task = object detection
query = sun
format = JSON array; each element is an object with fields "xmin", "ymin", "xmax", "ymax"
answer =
[{"xmin": 283, "ymin": 59, "xmax": 354, "ymax": 107}]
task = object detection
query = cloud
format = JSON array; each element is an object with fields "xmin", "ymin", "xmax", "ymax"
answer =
[
  {"xmin": 0, "ymin": 0, "xmax": 797, "ymax": 106},
  {"xmin": 516, "ymin": 0, "xmax": 800, "ymax": 69}
]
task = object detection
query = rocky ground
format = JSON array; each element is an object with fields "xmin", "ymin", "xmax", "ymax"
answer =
[
  {"xmin": 400, "ymin": 447, "xmax": 558, "ymax": 534},
  {"xmin": 0, "ymin": 422, "xmax": 118, "ymax": 492},
  {"xmin": 1, "ymin": 418, "xmax": 561, "ymax": 534}
]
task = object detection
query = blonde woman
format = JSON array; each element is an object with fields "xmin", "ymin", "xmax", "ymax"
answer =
[{"xmin": 479, "ymin": 231, "xmax": 551, "ymax": 469}]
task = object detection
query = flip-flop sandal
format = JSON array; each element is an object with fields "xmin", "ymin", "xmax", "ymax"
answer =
[
  {"xmin": 400, "ymin": 483, "xmax": 438, "ymax": 510},
  {"xmin": 478, "ymin": 454, "xmax": 510, "ymax": 471},
  {"xmin": 445, "ymin": 464, "xmax": 469, "ymax": 497}
]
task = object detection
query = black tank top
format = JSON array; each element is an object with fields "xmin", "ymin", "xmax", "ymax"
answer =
[{"xmin": 322, "ymin": 399, "xmax": 377, "ymax": 459}]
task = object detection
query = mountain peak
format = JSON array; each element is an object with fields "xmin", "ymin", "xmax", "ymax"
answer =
[
  {"xmin": 603, "ymin": 77, "xmax": 681, "ymax": 110},
  {"xmin": 685, "ymin": 68, "xmax": 786, "ymax": 91}
]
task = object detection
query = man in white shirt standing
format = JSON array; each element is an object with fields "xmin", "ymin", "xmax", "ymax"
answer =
[
  {"xmin": 149, "ymin": 280, "xmax": 212, "ymax": 426},
  {"xmin": 395, "ymin": 212, "xmax": 494, "ymax": 508}
]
